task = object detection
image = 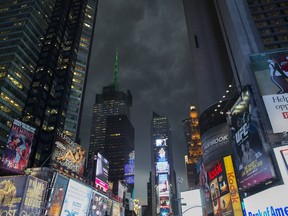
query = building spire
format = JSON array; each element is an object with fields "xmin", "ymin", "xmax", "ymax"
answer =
[{"xmin": 114, "ymin": 48, "xmax": 119, "ymax": 90}]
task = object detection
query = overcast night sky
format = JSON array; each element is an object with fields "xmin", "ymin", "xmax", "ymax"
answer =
[{"xmin": 79, "ymin": 0, "xmax": 197, "ymax": 204}]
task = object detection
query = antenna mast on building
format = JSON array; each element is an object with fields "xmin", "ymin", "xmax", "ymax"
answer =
[{"xmin": 114, "ymin": 48, "xmax": 119, "ymax": 90}]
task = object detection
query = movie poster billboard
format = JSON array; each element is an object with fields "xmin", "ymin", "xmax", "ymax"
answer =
[
  {"xmin": 158, "ymin": 174, "xmax": 169, "ymax": 197},
  {"xmin": 95, "ymin": 153, "xmax": 109, "ymax": 193},
  {"xmin": 51, "ymin": 129, "xmax": 85, "ymax": 176},
  {"xmin": 1, "ymin": 119, "xmax": 35, "ymax": 173},
  {"xmin": 0, "ymin": 176, "xmax": 26, "ymax": 215},
  {"xmin": 228, "ymin": 86, "xmax": 276, "ymax": 190},
  {"xmin": 250, "ymin": 50, "xmax": 288, "ymax": 133},
  {"xmin": 47, "ymin": 174, "xmax": 69, "ymax": 216},
  {"xmin": 60, "ymin": 179, "xmax": 92, "ymax": 216},
  {"xmin": 20, "ymin": 176, "xmax": 47, "ymax": 216},
  {"xmin": 88, "ymin": 191, "xmax": 109, "ymax": 216}
]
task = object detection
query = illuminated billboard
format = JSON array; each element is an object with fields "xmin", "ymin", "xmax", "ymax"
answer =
[
  {"xmin": 228, "ymin": 86, "xmax": 276, "ymax": 190},
  {"xmin": 207, "ymin": 156, "xmax": 243, "ymax": 216},
  {"xmin": 156, "ymin": 138, "xmax": 167, "ymax": 147},
  {"xmin": 111, "ymin": 202, "xmax": 121, "ymax": 216},
  {"xmin": 158, "ymin": 174, "xmax": 169, "ymax": 197},
  {"xmin": 156, "ymin": 147, "xmax": 168, "ymax": 162},
  {"xmin": 250, "ymin": 50, "xmax": 288, "ymax": 133},
  {"xmin": 88, "ymin": 191, "xmax": 108, "ymax": 216},
  {"xmin": 51, "ymin": 129, "xmax": 85, "ymax": 176},
  {"xmin": 60, "ymin": 179, "xmax": 92, "ymax": 216},
  {"xmin": 124, "ymin": 150, "xmax": 135, "ymax": 184},
  {"xmin": 1, "ymin": 119, "xmax": 35, "ymax": 173},
  {"xmin": 156, "ymin": 162, "xmax": 169, "ymax": 173},
  {"xmin": 0, "ymin": 175, "xmax": 47, "ymax": 216},
  {"xmin": 21, "ymin": 176, "xmax": 47, "ymax": 216},
  {"xmin": 47, "ymin": 174, "xmax": 69, "ymax": 216},
  {"xmin": 95, "ymin": 153, "xmax": 109, "ymax": 193}
]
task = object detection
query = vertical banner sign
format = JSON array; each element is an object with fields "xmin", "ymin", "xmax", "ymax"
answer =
[
  {"xmin": 228, "ymin": 86, "xmax": 276, "ymax": 190},
  {"xmin": 95, "ymin": 153, "xmax": 109, "ymax": 193},
  {"xmin": 223, "ymin": 156, "xmax": 243, "ymax": 216},
  {"xmin": 250, "ymin": 50, "xmax": 288, "ymax": 133},
  {"xmin": 1, "ymin": 119, "xmax": 35, "ymax": 172}
]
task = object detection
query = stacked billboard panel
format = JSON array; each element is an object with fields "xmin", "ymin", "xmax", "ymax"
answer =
[
  {"xmin": 228, "ymin": 86, "xmax": 276, "ymax": 190},
  {"xmin": 155, "ymin": 138, "xmax": 171, "ymax": 216},
  {"xmin": 95, "ymin": 153, "xmax": 109, "ymax": 193},
  {"xmin": 250, "ymin": 50, "xmax": 288, "ymax": 133},
  {"xmin": 51, "ymin": 129, "xmax": 86, "ymax": 176},
  {"xmin": 1, "ymin": 119, "xmax": 35, "ymax": 173}
]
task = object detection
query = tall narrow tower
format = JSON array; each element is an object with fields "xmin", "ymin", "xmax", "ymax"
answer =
[{"xmin": 150, "ymin": 112, "xmax": 178, "ymax": 216}]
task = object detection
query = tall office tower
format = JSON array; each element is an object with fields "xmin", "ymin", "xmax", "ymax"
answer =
[
  {"xmin": 104, "ymin": 114, "xmax": 135, "ymax": 194},
  {"xmin": 88, "ymin": 57, "xmax": 132, "ymax": 172},
  {"xmin": 0, "ymin": 0, "xmax": 54, "ymax": 155},
  {"xmin": 183, "ymin": 0, "xmax": 236, "ymax": 114},
  {"xmin": 21, "ymin": 0, "xmax": 98, "ymax": 167},
  {"xmin": 182, "ymin": 106, "xmax": 202, "ymax": 189},
  {"xmin": 151, "ymin": 112, "xmax": 178, "ymax": 216}
]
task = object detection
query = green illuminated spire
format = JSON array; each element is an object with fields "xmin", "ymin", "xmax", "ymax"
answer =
[{"xmin": 114, "ymin": 48, "xmax": 119, "ymax": 90}]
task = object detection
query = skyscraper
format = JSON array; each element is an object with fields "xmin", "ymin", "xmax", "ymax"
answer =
[
  {"xmin": 182, "ymin": 106, "xmax": 202, "ymax": 190},
  {"xmin": 20, "ymin": 0, "xmax": 98, "ymax": 167},
  {"xmin": 150, "ymin": 112, "xmax": 178, "ymax": 216},
  {"xmin": 0, "ymin": 0, "xmax": 54, "ymax": 155}
]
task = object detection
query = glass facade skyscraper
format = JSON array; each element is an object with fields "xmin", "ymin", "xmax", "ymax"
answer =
[
  {"xmin": 0, "ymin": 0, "xmax": 54, "ymax": 155},
  {"xmin": 0, "ymin": 0, "xmax": 98, "ymax": 167}
]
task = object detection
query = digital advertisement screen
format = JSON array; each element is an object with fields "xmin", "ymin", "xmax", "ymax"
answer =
[
  {"xmin": 160, "ymin": 196, "xmax": 170, "ymax": 208},
  {"xmin": 156, "ymin": 147, "xmax": 168, "ymax": 162},
  {"xmin": 60, "ymin": 179, "xmax": 92, "ymax": 216},
  {"xmin": 156, "ymin": 162, "xmax": 169, "ymax": 173},
  {"xmin": 48, "ymin": 174, "xmax": 69, "ymax": 216},
  {"xmin": 124, "ymin": 150, "xmax": 135, "ymax": 176},
  {"xmin": 0, "ymin": 176, "xmax": 26, "ymax": 215},
  {"xmin": 95, "ymin": 153, "xmax": 109, "ymax": 193},
  {"xmin": 51, "ymin": 129, "xmax": 86, "ymax": 176},
  {"xmin": 228, "ymin": 86, "xmax": 276, "ymax": 190},
  {"xmin": 1, "ymin": 119, "xmax": 35, "ymax": 173},
  {"xmin": 156, "ymin": 138, "xmax": 167, "ymax": 147},
  {"xmin": 158, "ymin": 174, "xmax": 169, "ymax": 197},
  {"xmin": 21, "ymin": 176, "xmax": 47, "ymax": 216},
  {"xmin": 250, "ymin": 50, "xmax": 288, "ymax": 133},
  {"xmin": 88, "ymin": 191, "xmax": 108, "ymax": 216},
  {"xmin": 125, "ymin": 175, "xmax": 134, "ymax": 184},
  {"xmin": 160, "ymin": 207, "xmax": 170, "ymax": 216}
]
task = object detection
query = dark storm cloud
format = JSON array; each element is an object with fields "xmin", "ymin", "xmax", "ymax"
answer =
[{"xmin": 80, "ymin": 0, "xmax": 196, "ymax": 204}]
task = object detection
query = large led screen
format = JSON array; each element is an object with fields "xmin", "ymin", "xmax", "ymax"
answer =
[
  {"xmin": 21, "ymin": 176, "xmax": 47, "ymax": 216},
  {"xmin": 47, "ymin": 174, "xmax": 69, "ymax": 216},
  {"xmin": 228, "ymin": 86, "xmax": 276, "ymax": 190},
  {"xmin": 95, "ymin": 153, "xmax": 109, "ymax": 193},
  {"xmin": 1, "ymin": 119, "xmax": 35, "ymax": 173},
  {"xmin": 250, "ymin": 50, "xmax": 288, "ymax": 133},
  {"xmin": 155, "ymin": 147, "xmax": 168, "ymax": 162},
  {"xmin": 124, "ymin": 150, "xmax": 135, "ymax": 176},
  {"xmin": 60, "ymin": 179, "xmax": 92, "ymax": 216},
  {"xmin": 156, "ymin": 162, "xmax": 169, "ymax": 173},
  {"xmin": 51, "ymin": 129, "xmax": 85, "ymax": 176},
  {"xmin": 156, "ymin": 138, "xmax": 167, "ymax": 147},
  {"xmin": 158, "ymin": 174, "xmax": 169, "ymax": 197},
  {"xmin": 88, "ymin": 191, "xmax": 108, "ymax": 216}
]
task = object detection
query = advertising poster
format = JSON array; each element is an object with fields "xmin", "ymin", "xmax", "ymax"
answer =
[
  {"xmin": 20, "ymin": 176, "xmax": 47, "ymax": 216},
  {"xmin": 60, "ymin": 179, "xmax": 92, "ymax": 216},
  {"xmin": 156, "ymin": 147, "xmax": 168, "ymax": 162},
  {"xmin": 112, "ymin": 202, "xmax": 121, "ymax": 216},
  {"xmin": 281, "ymin": 149, "xmax": 288, "ymax": 171},
  {"xmin": 47, "ymin": 174, "xmax": 69, "ymax": 216},
  {"xmin": 250, "ymin": 50, "xmax": 288, "ymax": 133},
  {"xmin": 1, "ymin": 119, "xmax": 35, "ymax": 173},
  {"xmin": 124, "ymin": 150, "xmax": 135, "ymax": 176},
  {"xmin": 158, "ymin": 174, "xmax": 169, "ymax": 197},
  {"xmin": 51, "ymin": 129, "xmax": 85, "ymax": 176},
  {"xmin": 228, "ymin": 86, "xmax": 276, "ymax": 190},
  {"xmin": 95, "ymin": 153, "xmax": 109, "ymax": 193},
  {"xmin": 198, "ymin": 161, "xmax": 212, "ymax": 214},
  {"xmin": 160, "ymin": 207, "xmax": 170, "ymax": 216},
  {"xmin": 0, "ymin": 176, "xmax": 26, "ymax": 215},
  {"xmin": 88, "ymin": 191, "xmax": 108, "ymax": 216},
  {"xmin": 156, "ymin": 138, "xmax": 167, "ymax": 147},
  {"xmin": 156, "ymin": 162, "xmax": 169, "ymax": 173},
  {"xmin": 207, "ymin": 156, "xmax": 243, "ymax": 216},
  {"xmin": 160, "ymin": 196, "xmax": 170, "ymax": 208}
]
